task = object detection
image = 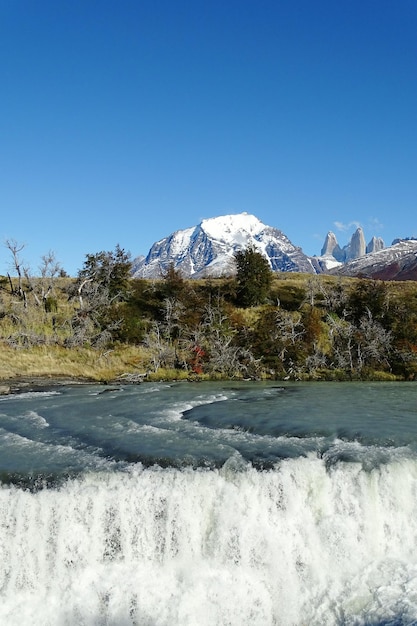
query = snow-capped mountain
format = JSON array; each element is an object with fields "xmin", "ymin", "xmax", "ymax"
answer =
[
  {"xmin": 132, "ymin": 213, "xmax": 316, "ymax": 278},
  {"xmin": 132, "ymin": 212, "xmax": 417, "ymax": 280},
  {"xmin": 329, "ymin": 239, "xmax": 417, "ymax": 280}
]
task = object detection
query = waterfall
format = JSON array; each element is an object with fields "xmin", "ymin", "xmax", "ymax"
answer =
[{"xmin": 1, "ymin": 455, "xmax": 417, "ymax": 625}]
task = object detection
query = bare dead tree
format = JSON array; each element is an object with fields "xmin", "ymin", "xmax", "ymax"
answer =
[
  {"xmin": 162, "ymin": 297, "xmax": 185, "ymax": 340},
  {"xmin": 327, "ymin": 314, "xmax": 356, "ymax": 371},
  {"xmin": 77, "ymin": 278, "xmax": 94, "ymax": 309},
  {"xmin": 19, "ymin": 250, "xmax": 62, "ymax": 310},
  {"xmin": 304, "ymin": 275, "xmax": 322, "ymax": 307},
  {"xmin": 199, "ymin": 300, "xmax": 258, "ymax": 377},
  {"xmin": 39, "ymin": 250, "xmax": 62, "ymax": 286},
  {"xmin": 5, "ymin": 238, "xmax": 25, "ymax": 300},
  {"xmin": 65, "ymin": 281, "xmax": 123, "ymax": 348},
  {"xmin": 305, "ymin": 343, "xmax": 328, "ymax": 374},
  {"xmin": 356, "ymin": 309, "xmax": 393, "ymax": 371},
  {"xmin": 274, "ymin": 310, "xmax": 305, "ymax": 361},
  {"xmin": 320, "ymin": 279, "xmax": 348, "ymax": 313},
  {"xmin": 142, "ymin": 321, "xmax": 177, "ymax": 371}
]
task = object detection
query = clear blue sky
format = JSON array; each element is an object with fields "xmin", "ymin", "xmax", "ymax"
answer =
[{"xmin": 1, "ymin": 0, "xmax": 416, "ymax": 276}]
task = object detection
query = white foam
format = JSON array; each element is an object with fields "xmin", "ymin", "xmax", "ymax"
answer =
[
  {"xmin": 24, "ymin": 411, "xmax": 49, "ymax": 428},
  {"xmin": 0, "ymin": 390, "xmax": 61, "ymax": 402},
  {"xmin": 1, "ymin": 457, "xmax": 417, "ymax": 625},
  {"xmin": 159, "ymin": 394, "xmax": 228, "ymax": 423}
]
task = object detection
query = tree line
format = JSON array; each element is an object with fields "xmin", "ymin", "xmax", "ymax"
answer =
[{"xmin": 1, "ymin": 240, "xmax": 417, "ymax": 380}]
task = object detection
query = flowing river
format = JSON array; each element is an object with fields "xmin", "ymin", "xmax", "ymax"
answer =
[{"xmin": 1, "ymin": 380, "xmax": 417, "ymax": 625}]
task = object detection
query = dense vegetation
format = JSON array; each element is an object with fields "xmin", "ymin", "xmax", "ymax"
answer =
[{"xmin": 1, "ymin": 244, "xmax": 417, "ymax": 382}]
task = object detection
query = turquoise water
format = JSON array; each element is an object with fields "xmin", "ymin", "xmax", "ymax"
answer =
[{"xmin": 1, "ymin": 381, "xmax": 417, "ymax": 625}]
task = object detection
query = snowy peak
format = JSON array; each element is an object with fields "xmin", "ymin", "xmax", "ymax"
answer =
[
  {"xmin": 132, "ymin": 212, "xmax": 416, "ymax": 281},
  {"xmin": 132, "ymin": 212, "xmax": 315, "ymax": 278},
  {"xmin": 201, "ymin": 213, "xmax": 264, "ymax": 243}
]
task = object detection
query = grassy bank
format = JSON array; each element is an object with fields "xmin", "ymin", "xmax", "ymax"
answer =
[
  {"xmin": 2, "ymin": 272, "xmax": 417, "ymax": 383},
  {"xmin": 0, "ymin": 344, "xmax": 218, "ymax": 385},
  {"xmin": 0, "ymin": 344, "xmax": 149, "ymax": 383}
]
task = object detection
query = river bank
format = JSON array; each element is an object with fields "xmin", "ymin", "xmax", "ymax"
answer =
[
  {"xmin": 0, "ymin": 375, "xmax": 103, "ymax": 396},
  {"xmin": 0, "ymin": 344, "xmax": 151, "ymax": 393}
]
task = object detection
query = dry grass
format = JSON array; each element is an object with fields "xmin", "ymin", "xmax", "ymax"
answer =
[{"xmin": 0, "ymin": 344, "xmax": 150, "ymax": 382}]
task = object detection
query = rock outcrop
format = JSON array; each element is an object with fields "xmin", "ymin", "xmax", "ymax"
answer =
[
  {"xmin": 321, "ymin": 232, "xmax": 344, "ymax": 261},
  {"xmin": 366, "ymin": 236, "xmax": 385, "ymax": 254},
  {"xmin": 320, "ymin": 228, "xmax": 384, "ymax": 264},
  {"xmin": 346, "ymin": 227, "xmax": 366, "ymax": 261}
]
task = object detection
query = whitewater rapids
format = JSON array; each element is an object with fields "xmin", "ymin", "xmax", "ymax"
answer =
[{"xmin": 2, "ymin": 454, "xmax": 417, "ymax": 626}]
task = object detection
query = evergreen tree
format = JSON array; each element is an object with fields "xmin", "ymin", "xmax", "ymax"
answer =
[
  {"xmin": 347, "ymin": 279, "xmax": 388, "ymax": 326},
  {"xmin": 78, "ymin": 244, "xmax": 132, "ymax": 300},
  {"xmin": 234, "ymin": 246, "xmax": 272, "ymax": 307}
]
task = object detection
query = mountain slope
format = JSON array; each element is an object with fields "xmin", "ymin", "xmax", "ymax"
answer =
[
  {"xmin": 329, "ymin": 239, "xmax": 417, "ymax": 280},
  {"xmin": 132, "ymin": 213, "xmax": 316, "ymax": 278}
]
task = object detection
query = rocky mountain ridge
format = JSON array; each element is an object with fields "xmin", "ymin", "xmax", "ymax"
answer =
[
  {"xmin": 132, "ymin": 213, "xmax": 416, "ymax": 280},
  {"xmin": 329, "ymin": 239, "xmax": 417, "ymax": 281},
  {"xmin": 320, "ymin": 227, "xmax": 385, "ymax": 263},
  {"xmin": 132, "ymin": 213, "xmax": 316, "ymax": 278}
]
